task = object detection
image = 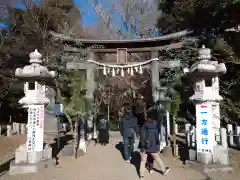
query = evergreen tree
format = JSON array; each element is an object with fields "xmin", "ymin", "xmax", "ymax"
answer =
[{"xmin": 157, "ymin": 0, "xmax": 240, "ymax": 124}]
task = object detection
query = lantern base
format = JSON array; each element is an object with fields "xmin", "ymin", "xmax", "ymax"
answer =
[
  {"xmin": 9, "ymin": 158, "xmax": 55, "ymax": 175},
  {"xmin": 186, "ymin": 160, "xmax": 233, "ymax": 174},
  {"xmin": 9, "ymin": 144, "xmax": 53, "ymax": 175}
]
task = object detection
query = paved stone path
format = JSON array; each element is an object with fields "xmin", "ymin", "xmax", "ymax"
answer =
[{"xmin": 0, "ymin": 133, "xmax": 212, "ymax": 180}]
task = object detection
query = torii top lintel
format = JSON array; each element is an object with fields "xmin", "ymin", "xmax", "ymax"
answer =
[{"xmin": 49, "ymin": 30, "xmax": 193, "ymax": 50}]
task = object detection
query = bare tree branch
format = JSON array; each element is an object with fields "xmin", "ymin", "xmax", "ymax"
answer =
[
  {"xmin": 0, "ymin": 3, "xmax": 17, "ymax": 99},
  {"xmin": 87, "ymin": 0, "xmax": 161, "ymax": 39}
]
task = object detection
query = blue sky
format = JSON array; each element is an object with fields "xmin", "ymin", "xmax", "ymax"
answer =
[
  {"xmin": 1, "ymin": 0, "xmax": 147, "ymax": 38},
  {"xmin": 74, "ymin": 0, "xmax": 99, "ymax": 26},
  {"xmin": 0, "ymin": 0, "xmax": 99, "ymax": 28}
]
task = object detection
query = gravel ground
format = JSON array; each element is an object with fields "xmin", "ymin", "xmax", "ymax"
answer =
[
  {"xmin": 0, "ymin": 135, "xmax": 26, "ymax": 163},
  {"xmin": 0, "ymin": 133, "xmax": 207, "ymax": 180},
  {"xmin": 0, "ymin": 132, "xmax": 239, "ymax": 180}
]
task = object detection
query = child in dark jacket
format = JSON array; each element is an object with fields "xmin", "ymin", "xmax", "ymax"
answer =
[{"xmin": 139, "ymin": 111, "xmax": 170, "ymax": 180}]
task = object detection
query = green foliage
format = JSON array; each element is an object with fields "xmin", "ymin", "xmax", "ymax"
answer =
[
  {"xmin": 219, "ymin": 63, "xmax": 240, "ymax": 124},
  {"xmin": 159, "ymin": 43, "xmax": 198, "ymax": 120},
  {"xmin": 158, "ymin": 0, "xmax": 240, "ymax": 34},
  {"xmin": 108, "ymin": 117, "xmax": 119, "ymax": 131},
  {"xmin": 157, "ymin": 0, "xmax": 240, "ymax": 124},
  {"xmin": 59, "ymin": 71, "xmax": 92, "ymax": 120},
  {"xmin": 0, "ymin": 0, "xmax": 84, "ymax": 115},
  {"xmin": 170, "ymin": 93, "xmax": 181, "ymax": 117}
]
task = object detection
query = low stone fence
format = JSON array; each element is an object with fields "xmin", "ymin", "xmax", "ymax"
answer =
[
  {"xmin": 0, "ymin": 122, "xmax": 27, "ymax": 136},
  {"xmin": 179, "ymin": 123, "xmax": 228, "ymax": 149},
  {"xmin": 175, "ymin": 123, "xmax": 229, "ymax": 164},
  {"xmin": 226, "ymin": 124, "xmax": 240, "ymax": 148}
]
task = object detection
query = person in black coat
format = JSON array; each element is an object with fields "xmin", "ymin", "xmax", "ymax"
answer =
[
  {"xmin": 119, "ymin": 106, "xmax": 139, "ymax": 162},
  {"xmin": 97, "ymin": 115, "xmax": 109, "ymax": 146}
]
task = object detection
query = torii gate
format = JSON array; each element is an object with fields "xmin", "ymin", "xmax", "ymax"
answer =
[{"xmin": 50, "ymin": 29, "xmax": 193, "ymax": 152}]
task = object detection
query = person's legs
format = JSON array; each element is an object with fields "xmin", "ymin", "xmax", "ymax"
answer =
[
  {"xmin": 106, "ymin": 130, "xmax": 110, "ymax": 144},
  {"xmin": 151, "ymin": 153, "xmax": 170, "ymax": 175},
  {"xmin": 138, "ymin": 113, "xmax": 145, "ymax": 127},
  {"xmin": 146, "ymin": 153, "xmax": 154, "ymax": 173},
  {"xmin": 139, "ymin": 152, "xmax": 148, "ymax": 178},
  {"xmin": 129, "ymin": 137, "xmax": 134, "ymax": 157},
  {"xmin": 123, "ymin": 137, "xmax": 130, "ymax": 161},
  {"xmin": 98, "ymin": 130, "xmax": 102, "ymax": 141},
  {"xmin": 134, "ymin": 136, "xmax": 140, "ymax": 152},
  {"xmin": 102, "ymin": 130, "xmax": 108, "ymax": 145}
]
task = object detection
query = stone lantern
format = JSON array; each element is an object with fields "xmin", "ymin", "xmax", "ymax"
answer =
[
  {"xmin": 15, "ymin": 50, "xmax": 55, "ymax": 106},
  {"xmin": 10, "ymin": 50, "xmax": 56, "ymax": 175},
  {"xmin": 183, "ymin": 45, "xmax": 228, "ymax": 165}
]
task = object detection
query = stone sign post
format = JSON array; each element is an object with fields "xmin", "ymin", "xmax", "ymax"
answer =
[
  {"xmin": 157, "ymin": 87, "xmax": 171, "ymax": 150},
  {"xmin": 10, "ymin": 50, "xmax": 56, "ymax": 175},
  {"xmin": 184, "ymin": 45, "xmax": 228, "ymax": 165}
]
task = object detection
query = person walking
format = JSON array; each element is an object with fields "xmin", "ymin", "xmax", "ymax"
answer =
[
  {"xmin": 135, "ymin": 95, "xmax": 147, "ymax": 128},
  {"xmin": 139, "ymin": 111, "xmax": 170, "ymax": 180},
  {"xmin": 146, "ymin": 153, "xmax": 154, "ymax": 174},
  {"xmin": 119, "ymin": 105, "xmax": 139, "ymax": 163},
  {"xmin": 97, "ymin": 115, "xmax": 109, "ymax": 146}
]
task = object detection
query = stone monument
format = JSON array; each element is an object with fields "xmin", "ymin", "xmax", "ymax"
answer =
[
  {"xmin": 45, "ymin": 87, "xmax": 63, "ymax": 135},
  {"xmin": 10, "ymin": 49, "xmax": 56, "ymax": 175},
  {"xmin": 183, "ymin": 45, "xmax": 228, "ymax": 165},
  {"xmin": 156, "ymin": 87, "xmax": 171, "ymax": 151}
]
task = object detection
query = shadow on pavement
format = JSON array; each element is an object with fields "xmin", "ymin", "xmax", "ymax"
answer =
[
  {"xmin": 50, "ymin": 134, "xmax": 74, "ymax": 158},
  {"xmin": 0, "ymin": 157, "xmax": 14, "ymax": 177},
  {"xmin": 115, "ymin": 141, "xmax": 141, "ymax": 176},
  {"xmin": 115, "ymin": 142, "xmax": 124, "ymax": 159},
  {"xmin": 130, "ymin": 151, "xmax": 141, "ymax": 176}
]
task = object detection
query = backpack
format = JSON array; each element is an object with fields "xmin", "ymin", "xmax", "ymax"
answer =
[
  {"xmin": 99, "ymin": 119, "xmax": 107, "ymax": 130},
  {"xmin": 144, "ymin": 126, "xmax": 157, "ymax": 150}
]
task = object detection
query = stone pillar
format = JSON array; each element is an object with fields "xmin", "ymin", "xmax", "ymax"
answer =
[
  {"xmin": 78, "ymin": 52, "xmax": 96, "ymax": 153},
  {"xmin": 86, "ymin": 54, "xmax": 96, "ymax": 100},
  {"xmin": 151, "ymin": 51, "xmax": 160, "ymax": 102},
  {"xmin": 16, "ymin": 123, "xmax": 20, "ymax": 134},
  {"xmin": 166, "ymin": 110, "xmax": 170, "ymax": 136},
  {"xmin": 20, "ymin": 123, "xmax": 26, "ymax": 134},
  {"xmin": 185, "ymin": 123, "xmax": 191, "ymax": 147},
  {"xmin": 158, "ymin": 88, "xmax": 169, "ymax": 150},
  {"xmin": 12, "ymin": 122, "xmax": 16, "ymax": 134},
  {"xmin": 236, "ymin": 126, "xmax": 240, "ymax": 146},
  {"xmin": 221, "ymin": 128, "xmax": 228, "ymax": 149},
  {"xmin": 7, "ymin": 124, "xmax": 12, "ymax": 136},
  {"xmin": 227, "ymin": 124, "xmax": 234, "ymax": 147},
  {"xmin": 213, "ymin": 128, "xmax": 229, "ymax": 165},
  {"xmin": 190, "ymin": 126, "xmax": 196, "ymax": 147}
]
